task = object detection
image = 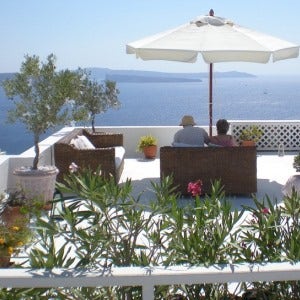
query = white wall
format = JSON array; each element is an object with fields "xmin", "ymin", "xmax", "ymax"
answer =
[
  {"xmin": 0, "ymin": 125, "xmax": 212, "ymax": 194},
  {"xmin": 2, "ymin": 121, "xmax": 297, "ymax": 194},
  {"xmin": 93, "ymin": 125, "xmax": 212, "ymax": 158}
]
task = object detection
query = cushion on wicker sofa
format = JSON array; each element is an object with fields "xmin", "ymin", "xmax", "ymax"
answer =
[
  {"xmin": 72, "ymin": 136, "xmax": 125, "ymax": 167},
  {"xmin": 71, "ymin": 135, "xmax": 96, "ymax": 149},
  {"xmin": 115, "ymin": 146, "xmax": 125, "ymax": 169},
  {"xmin": 54, "ymin": 128, "xmax": 125, "ymax": 183},
  {"xmin": 160, "ymin": 146, "xmax": 257, "ymax": 195}
]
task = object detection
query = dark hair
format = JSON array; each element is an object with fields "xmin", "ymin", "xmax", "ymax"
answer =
[{"xmin": 216, "ymin": 119, "xmax": 229, "ymax": 134}]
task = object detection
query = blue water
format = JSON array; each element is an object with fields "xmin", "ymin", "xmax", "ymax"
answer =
[{"xmin": 1, "ymin": 75, "xmax": 300, "ymax": 154}]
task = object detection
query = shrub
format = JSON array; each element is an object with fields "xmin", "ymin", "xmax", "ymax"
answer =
[{"xmin": 3, "ymin": 168, "xmax": 300, "ymax": 299}]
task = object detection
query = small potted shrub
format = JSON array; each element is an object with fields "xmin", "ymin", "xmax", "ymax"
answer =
[
  {"xmin": 72, "ymin": 76, "xmax": 120, "ymax": 134},
  {"xmin": 239, "ymin": 125, "xmax": 263, "ymax": 146},
  {"xmin": 0, "ymin": 219, "xmax": 32, "ymax": 267},
  {"xmin": 293, "ymin": 153, "xmax": 300, "ymax": 172},
  {"xmin": 1, "ymin": 190, "xmax": 43, "ymax": 226},
  {"xmin": 1, "ymin": 190, "xmax": 28, "ymax": 226},
  {"xmin": 137, "ymin": 135, "xmax": 158, "ymax": 159}
]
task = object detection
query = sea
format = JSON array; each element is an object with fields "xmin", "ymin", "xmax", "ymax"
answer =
[{"xmin": 1, "ymin": 75, "xmax": 300, "ymax": 155}]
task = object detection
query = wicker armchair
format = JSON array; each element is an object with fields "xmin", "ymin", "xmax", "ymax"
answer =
[
  {"xmin": 54, "ymin": 128, "xmax": 124, "ymax": 183},
  {"xmin": 160, "ymin": 146, "xmax": 257, "ymax": 195}
]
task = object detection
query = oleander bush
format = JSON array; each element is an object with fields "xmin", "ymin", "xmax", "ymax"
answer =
[{"xmin": 1, "ymin": 167, "xmax": 300, "ymax": 299}]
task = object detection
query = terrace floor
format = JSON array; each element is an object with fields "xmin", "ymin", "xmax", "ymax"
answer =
[{"xmin": 119, "ymin": 152, "xmax": 298, "ymax": 210}]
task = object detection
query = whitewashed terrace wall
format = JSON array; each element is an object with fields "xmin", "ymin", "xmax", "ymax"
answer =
[{"xmin": 1, "ymin": 121, "xmax": 300, "ymax": 194}]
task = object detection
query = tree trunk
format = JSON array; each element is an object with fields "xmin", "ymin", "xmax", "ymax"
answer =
[
  {"xmin": 91, "ymin": 116, "xmax": 96, "ymax": 133},
  {"xmin": 33, "ymin": 133, "xmax": 40, "ymax": 170}
]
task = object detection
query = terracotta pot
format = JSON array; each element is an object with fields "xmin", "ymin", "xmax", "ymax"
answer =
[
  {"xmin": 43, "ymin": 201, "xmax": 53, "ymax": 211},
  {"xmin": 1, "ymin": 206, "xmax": 28, "ymax": 226},
  {"xmin": 13, "ymin": 166, "xmax": 59, "ymax": 204},
  {"xmin": 0, "ymin": 255, "xmax": 11, "ymax": 268},
  {"xmin": 241, "ymin": 140, "xmax": 256, "ymax": 147},
  {"xmin": 143, "ymin": 145, "xmax": 157, "ymax": 159}
]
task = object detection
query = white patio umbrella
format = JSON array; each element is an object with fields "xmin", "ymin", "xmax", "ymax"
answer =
[{"xmin": 126, "ymin": 9, "xmax": 299, "ymax": 136}]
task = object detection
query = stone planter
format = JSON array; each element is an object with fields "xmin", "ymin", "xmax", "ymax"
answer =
[{"xmin": 13, "ymin": 166, "xmax": 59, "ymax": 204}]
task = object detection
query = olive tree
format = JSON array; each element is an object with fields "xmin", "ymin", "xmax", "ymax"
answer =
[
  {"xmin": 73, "ymin": 73, "xmax": 120, "ymax": 133},
  {"xmin": 2, "ymin": 54, "xmax": 82, "ymax": 170}
]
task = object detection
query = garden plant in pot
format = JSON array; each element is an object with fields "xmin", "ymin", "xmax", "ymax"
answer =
[
  {"xmin": 293, "ymin": 152, "xmax": 300, "ymax": 172},
  {"xmin": 137, "ymin": 135, "xmax": 158, "ymax": 159},
  {"xmin": 239, "ymin": 125, "xmax": 263, "ymax": 146},
  {"xmin": 0, "ymin": 219, "xmax": 32, "ymax": 267},
  {"xmin": 2, "ymin": 54, "xmax": 83, "ymax": 207},
  {"xmin": 0, "ymin": 190, "xmax": 29, "ymax": 227},
  {"xmin": 72, "ymin": 74, "xmax": 120, "ymax": 133},
  {"xmin": 0, "ymin": 193, "xmax": 33, "ymax": 267},
  {"xmin": 0, "ymin": 190, "xmax": 43, "ymax": 226}
]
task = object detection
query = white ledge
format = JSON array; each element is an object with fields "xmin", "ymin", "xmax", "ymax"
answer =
[{"xmin": 0, "ymin": 262, "xmax": 299, "ymax": 288}]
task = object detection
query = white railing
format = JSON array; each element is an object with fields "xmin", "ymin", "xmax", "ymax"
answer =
[
  {"xmin": 0, "ymin": 263, "xmax": 300, "ymax": 299},
  {"xmin": 231, "ymin": 120, "xmax": 300, "ymax": 151}
]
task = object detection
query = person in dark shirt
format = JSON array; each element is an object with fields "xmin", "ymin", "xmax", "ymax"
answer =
[{"xmin": 210, "ymin": 119, "xmax": 238, "ymax": 146}]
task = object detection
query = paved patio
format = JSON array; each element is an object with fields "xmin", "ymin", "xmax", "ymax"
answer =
[{"xmin": 119, "ymin": 152, "xmax": 297, "ymax": 210}]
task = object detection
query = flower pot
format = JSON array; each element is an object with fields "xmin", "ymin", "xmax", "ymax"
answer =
[
  {"xmin": 43, "ymin": 201, "xmax": 53, "ymax": 211},
  {"xmin": 1, "ymin": 206, "xmax": 28, "ymax": 226},
  {"xmin": 143, "ymin": 145, "xmax": 157, "ymax": 159},
  {"xmin": 0, "ymin": 255, "xmax": 11, "ymax": 268},
  {"xmin": 241, "ymin": 140, "xmax": 256, "ymax": 147},
  {"xmin": 13, "ymin": 166, "xmax": 59, "ymax": 204}
]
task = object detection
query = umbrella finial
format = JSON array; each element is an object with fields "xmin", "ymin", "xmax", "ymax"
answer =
[{"xmin": 209, "ymin": 9, "xmax": 214, "ymax": 16}]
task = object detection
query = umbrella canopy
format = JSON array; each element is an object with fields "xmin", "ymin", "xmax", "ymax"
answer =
[{"xmin": 126, "ymin": 10, "xmax": 299, "ymax": 135}]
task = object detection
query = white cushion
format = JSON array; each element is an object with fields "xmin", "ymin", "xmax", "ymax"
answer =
[
  {"xmin": 70, "ymin": 139, "xmax": 124, "ymax": 169},
  {"xmin": 76, "ymin": 135, "xmax": 95, "ymax": 149},
  {"xmin": 115, "ymin": 146, "xmax": 125, "ymax": 169},
  {"xmin": 70, "ymin": 138, "xmax": 77, "ymax": 147},
  {"xmin": 70, "ymin": 137, "xmax": 82, "ymax": 149}
]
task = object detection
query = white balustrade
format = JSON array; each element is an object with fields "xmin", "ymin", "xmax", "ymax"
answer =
[
  {"xmin": 0, "ymin": 263, "xmax": 299, "ymax": 299},
  {"xmin": 231, "ymin": 120, "xmax": 300, "ymax": 151}
]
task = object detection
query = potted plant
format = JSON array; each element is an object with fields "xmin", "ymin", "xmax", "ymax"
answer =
[
  {"xmin": 0, "ymin": 190, "xmax": 43, "ymax": 226},
  {"xmin": 0, "ymin": 219, "xmax": 32, "ymax": 267},
  {"xmin": 137, "ymin": 135, "xmax": 158, "ymax": 159},
  {"xmin": 72, "ymin": 73, "xmax": 120, "ymax": 133},
  {"xmin": 2, "ymin": 54, "xmax": 82, "ymax": 204},
  {"xmin": 1, "ymin": 190, "xmax": 28, "ymax": 226},
  {"xmin": 293, "ymin": 153, "xmax": 300, "ymax": 172},
  {"xmin": 239, "ymin": 125, "xmax": 263, "ymax": 146}
]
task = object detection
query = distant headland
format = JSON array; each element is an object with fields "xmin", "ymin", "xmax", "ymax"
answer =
[
  {"xmin": 0, "ymin": 68, "xmax": 255, "ymax": 83},
  {"xmin": 88, "ymin": 68, "xmax": 256, "ymax": 82}
]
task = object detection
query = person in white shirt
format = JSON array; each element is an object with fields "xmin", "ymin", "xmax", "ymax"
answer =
[{"xmin": 173, "ymin": 115, "xmax": 210, "ymax": 147}]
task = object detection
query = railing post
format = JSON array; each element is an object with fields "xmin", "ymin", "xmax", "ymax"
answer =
[{"xmin": 142, "ymin": 284, "xmax": 154, "ymax": 300}]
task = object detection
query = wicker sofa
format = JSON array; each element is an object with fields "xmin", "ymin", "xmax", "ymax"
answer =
[
  {"xmin": 160, "ymin": 146, "xmax": 257, "ymax": 195},
  {"xmin": 54, "ymin": 128, "xmax": 125, "ymax": 183}
]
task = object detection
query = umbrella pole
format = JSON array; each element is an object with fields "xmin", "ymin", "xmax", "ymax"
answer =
[{"xmin": 209, "ymin": 63, "xmax": 213, "ymax": 137}]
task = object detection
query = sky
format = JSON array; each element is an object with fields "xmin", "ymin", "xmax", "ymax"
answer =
[{"xmin": 1, "ymin": 0, "xmax": 300, "ymax": 76}]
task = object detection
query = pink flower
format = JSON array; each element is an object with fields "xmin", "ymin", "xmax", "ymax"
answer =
[
  {"xmin": 69, "ymin": 162, "xmax": 79, "ymax": 173},
  {"xmin": 262, "ymin": 207, "xmax": 270, "ymax": 214},
  {"xmin": 187, "ymin": 180, "xmax": 203, "ymax": 197}
]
